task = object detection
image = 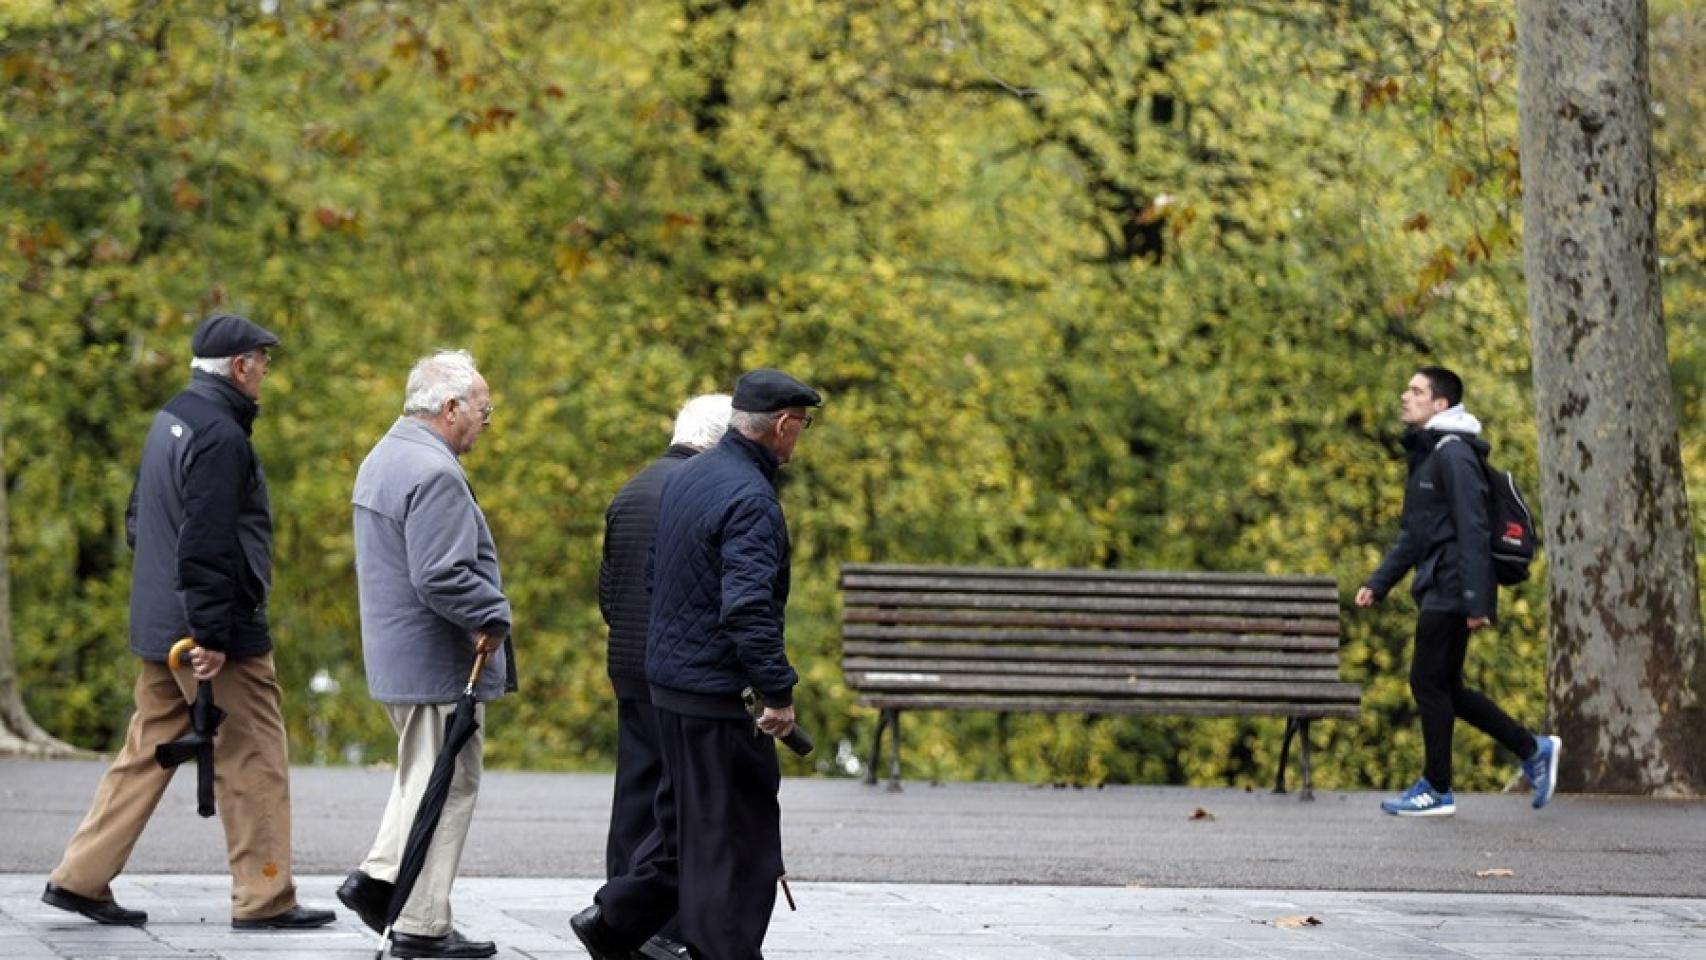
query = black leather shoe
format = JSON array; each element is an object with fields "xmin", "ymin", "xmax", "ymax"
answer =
[
  {"xmin": 636, "ymin": 933, "xmax": 695, "ymax": 960},
  {"xmin": 41, "ymin": 883, "xmax": 147, "ymax": 926},
  {"xmin": 336, "ymin": 869, "xmax": 395, "ymax": 934},
  {"xmin": 571, "ymin": 904, "xmax": 631, "ymax": 960},
  {"xmin": 389, "ymin": 928, "xmax": 498, "ymax": 959},
  {"xmin": 231, "ymin": 904, "xmax": 337, "ymax": 929}
]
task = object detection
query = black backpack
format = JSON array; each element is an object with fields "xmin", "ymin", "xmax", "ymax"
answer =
[
  {"xmin": 1435, "ymin": 436, "xmax": 1539, "ymax": 585},
  {"xmin": 1484, "ymin": 463, "xmax": 1538, "ymax": 584}
]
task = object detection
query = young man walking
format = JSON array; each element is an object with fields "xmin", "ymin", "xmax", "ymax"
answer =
[{"xmin": 1356, "ymin": 366, "xmax": 1561, "ymax": 816}]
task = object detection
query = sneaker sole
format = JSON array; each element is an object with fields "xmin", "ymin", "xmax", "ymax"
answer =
[
  {"xmin": 1534, "ymin": 735, "xmax": 1561, "ymax": 809},
  {"xmin": 1389, "ymin": 805, "xmax": 1456, "ymax": 817}
]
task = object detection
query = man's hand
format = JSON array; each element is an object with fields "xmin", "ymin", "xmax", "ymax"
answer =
[
  {"xmin": 189, "ymin": 647, "xmax": 226, "ymax": 680},
  {"xmin": 1354, "ymin": 586, "xmax": 1376, "ymax": 608},
  {"xmin": 756, "ymin": 705, "xmax": 796, "ymax": 738},
  {"xmin": 1467, "ymin": 616, "xmax": 1491, "ymax": 631},
  {"xmin": 474, "ymin": 630, "xmax": 498, "ymax": 655}
]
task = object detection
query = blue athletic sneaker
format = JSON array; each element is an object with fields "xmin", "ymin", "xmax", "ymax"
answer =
[
  {"xmin": 1523, "ymin": 735, "xmax": 1562, "ymax": 809},
  {"xmin": 1380, "ymin": 777, "xmax": 1456, "ymax": 817}
]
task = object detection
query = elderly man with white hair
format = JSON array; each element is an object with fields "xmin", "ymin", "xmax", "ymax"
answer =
[
  {"xmin": 596, "ymin": 394, "xmax": 732, "ymax": 960},
  {"xmin": 338, "ymin": 349, "xmax": 513, "ymax": 960}
]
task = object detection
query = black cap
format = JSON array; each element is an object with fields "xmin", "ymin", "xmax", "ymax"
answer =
[
  {"xmin": 190, "ymin": 313, "xmax": 280, "ymax": 359},
  {"xmin": 731, "ymin": 368, "xmax": 822, "ymax": 413}
]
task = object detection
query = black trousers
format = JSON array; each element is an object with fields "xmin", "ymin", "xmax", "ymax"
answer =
[
  {"xmin": 1410, "ymin": 611, "xmax": 1537, "ymax": 792},
  {"xmin": 597, "ymin": 708, "xmax": 783, "ymax": 960},
  {"xmin": 607, "ymin": 698, "xmax": 665, "ymax": 880}
]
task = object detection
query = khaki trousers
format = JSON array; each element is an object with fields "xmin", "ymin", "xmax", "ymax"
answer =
[
  {"xmin": 360, "ymin": 702, "xmax": 484, "ymax": 937},
  {"xmin": 50, "ymin": 654, "xmax": 297, "ymax": 920}
]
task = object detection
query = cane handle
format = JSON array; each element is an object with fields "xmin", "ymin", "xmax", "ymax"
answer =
[{"xmin": 167, "ymin": 637, "xmax": 198, "ymax": 672}]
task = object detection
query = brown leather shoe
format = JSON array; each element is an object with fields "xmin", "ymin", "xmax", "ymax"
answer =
[{"xmin": 41, "ymin": 883, "xmax": 146, "ymax": 926}]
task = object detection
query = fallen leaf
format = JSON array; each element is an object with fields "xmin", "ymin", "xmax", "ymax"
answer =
[
  {"xmin": 1274, "ymin": 915, "xmax": 1322, "ymax": 929},
  {"xmin": 1475, "ymin": 868, "xmax": 1516, "ymax": 878},
  {"xmin": 1189, "ymin": 807, "xmax": 1215, "ymax": 821}
]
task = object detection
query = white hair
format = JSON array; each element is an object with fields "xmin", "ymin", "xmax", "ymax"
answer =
[
  {"xmin": 403, "ymin": 350, "xmax": 480, "ymax": 416},
  {"xmin": 672, "ymin": 394, "xmax": 733, "ymax": 448},
  {"xmin": 730, "ymin": 409, "xmax": 783, "ymax": 437},
  {"xmin": 188, "ymin": 356, "xmax": 235, "ymax": 377}
]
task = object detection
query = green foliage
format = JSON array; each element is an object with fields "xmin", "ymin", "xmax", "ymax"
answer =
[{"xmin": 2, "ymin": 0, "xmax": 1699, "ymax": 791}]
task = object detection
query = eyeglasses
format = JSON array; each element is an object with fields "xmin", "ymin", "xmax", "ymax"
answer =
[
  {"xmin": 788, "ymin": 413, "xmax": 814, "ymax": 430},
  {"xmin": 456, "ymin": 398, "xmax": 494, "ymax": 424}
]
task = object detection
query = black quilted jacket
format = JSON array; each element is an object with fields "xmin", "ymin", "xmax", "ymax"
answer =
[
  {"xmin": 599, "ymin": 444, "xmax": 699, "ymax": 699},
  {"xmin": 645, "ymin": 430, "xmax": 799, "ymax": 710}
]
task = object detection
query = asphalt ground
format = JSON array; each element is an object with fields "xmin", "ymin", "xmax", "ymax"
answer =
[{"xmin": 3, "ymin": 759, "xmax": 1702, "ymax": 896}]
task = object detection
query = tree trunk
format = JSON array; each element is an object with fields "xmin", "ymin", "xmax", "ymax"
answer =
[
  {"xmin": 1517, "ymin": 0, "xmax": 1706, "ymax": 796},
  {"xmin": 0, "ymin": 418, "xmax": 85, "ymax": 758}
]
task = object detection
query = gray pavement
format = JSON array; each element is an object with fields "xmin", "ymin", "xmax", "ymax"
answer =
[
  {"xmin": 3, "ymin": 760, "xmax": 1703, "ymax": 895},
  {"xmin": 3, "ymin": 875, "xmax": 1705, "ymax": 959},
  {"xmin": 2, "ymin": 759, "xmax": 1704, "ymax": 958}
]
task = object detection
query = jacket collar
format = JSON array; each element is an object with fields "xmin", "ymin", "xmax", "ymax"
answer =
[
  {"xmin": 187, "ymin": 370, "xmax": 259, "ymax": 434},
  {"xmin": 388, "ymin": 416, "xmax": 462, "ymax": 460},
  {"xmin": 721, "ymin": 429, "xmax": 780, "ymax": 483},
  {"xmin": 662, "ymin": 443, "xmax": 700, "ymax": 461}
]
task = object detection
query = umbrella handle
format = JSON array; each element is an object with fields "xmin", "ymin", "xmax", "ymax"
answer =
[
  {"xmin": 463, "ymin": 635, "xmax": 493, "ymax": 691},
  {"xmin": 167, "ymin": 637, "xmax": 198, "ymax": 672}
]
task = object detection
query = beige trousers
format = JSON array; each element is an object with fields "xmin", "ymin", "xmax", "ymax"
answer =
[
  {"xmin": 50, "ymin": 654, "xmax": 297, "ymax": 920},
  {"xmin": 360, "ymin": 702, "xmax": 484, "ymax": 937}
]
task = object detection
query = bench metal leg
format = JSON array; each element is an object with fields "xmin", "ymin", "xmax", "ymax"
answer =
[
  {"xmin": 1273, "ymin": 717, "xmax": 1298, "ymax": 795},
  {"xmin": 886, "ymin": 709, "xmax": 903, "ymax": 792},
  {"xmin": 864, "ymin": 709, "xmax": 892, "ymax": 787},
  {"xmin": 1298, "ymin": 719, "xmax": 1315, "ymax": 802}
]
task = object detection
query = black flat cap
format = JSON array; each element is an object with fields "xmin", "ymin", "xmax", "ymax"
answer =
[
  {"xmin": 731, "ymin": 368, "xmax": 822, "ymax": 413},
  {"xmin": 190, "ymin": 313, "xmax": 280, "ymax": 359}
]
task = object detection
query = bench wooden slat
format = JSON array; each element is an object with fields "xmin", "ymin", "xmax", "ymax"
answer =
[
  {"xmin": 841, "ymin": 640, "xmax": 1341, "ymax": 668},
  {"xmin": 849, "ymin": 672, "xmax": 1361, "ymax": 702},
  {"xmin": 842, "ymin": 563, "xmax": 1336, "ymax": 588},
  {"xmin": 842, "ymin": 624, "xmax": 1342, "ymax": 651},
  {"xmin": 855, "ymin": 693, "xmax": 1361, "ymax": 719},
  {"xmin": 844, "ymin": 607, "xmax": 1341, "ymax": 637},
  {"xmin": 843, "ymin": 589, "xmax": 1341, "ymax": 619},
  {"xmin": 844, "ymin": 658, "xmax": 1343, "ymax": 683},
  {"xmin": 842, "ymin": 572, "xmax": 1337, "ymax": 602}
]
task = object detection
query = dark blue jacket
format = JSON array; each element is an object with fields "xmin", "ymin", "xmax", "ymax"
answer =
[
  {"xmin": 126, "ymin": 372, "xmax": 273, "ymax": 660},
  {"xmin": 1365, "ymin": 427, "xmax": 1497, "ymax": 619},
  {"xmin": 599, "ymin": 444, "xmax": 698, "ymax": 700},
  {"xmin": 646, "ymin": 430, "xmax": 798, "ymax": 714}
]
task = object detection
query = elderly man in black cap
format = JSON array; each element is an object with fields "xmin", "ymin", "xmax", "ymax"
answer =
[
  {"xmin": 43, "ymin": 314, "xmax": 335, "ymax": 931},
  {"xmin": 572, "ymin": 369, "xmax": 820, "ymax": 960}
]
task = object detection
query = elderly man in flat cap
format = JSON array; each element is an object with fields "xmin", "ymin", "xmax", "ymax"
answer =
[
  {"xmin": 44, "ymin": 314, "xmax": 335, "ymax": 931},
  {"xmin": 572, "ymin": 369, "xmax": 820, "ymax": 960}
]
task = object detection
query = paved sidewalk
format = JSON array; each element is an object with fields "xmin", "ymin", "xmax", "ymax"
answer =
[{"xmin": 3, "ymin": 874, "xmax": 1704, "ymax": 960}]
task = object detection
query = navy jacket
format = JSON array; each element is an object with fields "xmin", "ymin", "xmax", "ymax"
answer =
[
  {"xmin": 599, "ymin": 444, "xmax": 699, "ymax": 700},
  {"xmin": 126, "ymin": 372, "xmax": 273, "ymax": 660},
  {"xmin": 1365, "ymin": 427, "xmax": 1497, "ymax": 619},
  {"xmin": 646, "ymin": 430, "xmax": 798, "ymax": 715}
]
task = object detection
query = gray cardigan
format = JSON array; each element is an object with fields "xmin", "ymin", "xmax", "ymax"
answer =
[{"xmin": 353, "ymin": 417, "xmax": 515, "ymax": 704}]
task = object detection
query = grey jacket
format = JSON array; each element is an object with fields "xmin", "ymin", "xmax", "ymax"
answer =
[{"xmin": 353, "ymin": 417, "xmax": 515, "ymax": 704}]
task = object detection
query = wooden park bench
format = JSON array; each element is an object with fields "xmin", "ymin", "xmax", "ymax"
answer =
[{"xmin": 839, "ymin": 563, "xmax": 1359, "ymax": 800}]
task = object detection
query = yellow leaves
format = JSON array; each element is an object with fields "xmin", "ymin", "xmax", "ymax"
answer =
[
  {"xmin": 554, "ymin": 246, "xmax": 590, "ymax": 278},
  {"xmin": 660, "ymin": 211, "xmax": 697, "ymax": 243},
  {"xmin": 1359, "ymin": 76, "xmax": 1401, "ymax": 111},
  {"xmin": 1446, "ymin": 166, "xmax": 1477, "ymax": 198},
  {"xmin": 461, "ymin": 105, "xmax": 517, "ymax": 137},
  {"xmin": 310, "ymin": 205, "xmax": 362, "ymax": 235},
  {"xmin": 170, "ymin": 178, "xmax": 205, "ymax": 212}
]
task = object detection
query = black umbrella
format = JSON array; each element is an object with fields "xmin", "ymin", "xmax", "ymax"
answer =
[
  {"xmin": 375, "ymin": 635, "xmax": 493, "ymax": 959},
  {"xmin": 155, "ymin": 638, "xmax": 223, "ymax": 818}
]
